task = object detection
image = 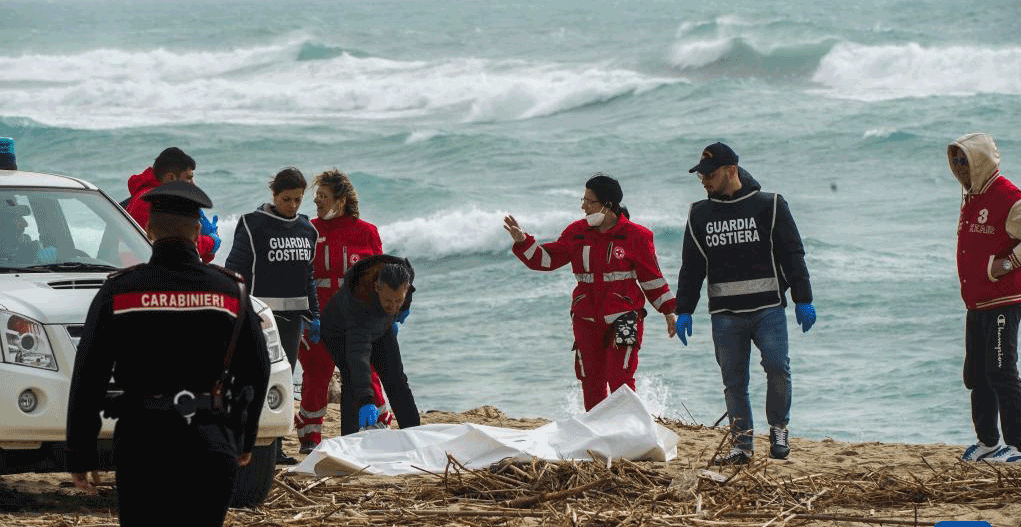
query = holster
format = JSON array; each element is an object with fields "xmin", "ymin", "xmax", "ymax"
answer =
[{"xmin": 228, "ymin": 385, "xmax": 255, "ymax": 426}]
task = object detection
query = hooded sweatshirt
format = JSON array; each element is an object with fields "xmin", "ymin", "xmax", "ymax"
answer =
[
  {"xmin": 676, "ymin": 168, "xmax": 812, "ymax": 314},
  {"xmin": 125, "ymin": 167, "xmax": 217, "ymax": 263},
  {"xmin": 952, "ymin": 133, "xmax": 1021, "ymax": 310}
]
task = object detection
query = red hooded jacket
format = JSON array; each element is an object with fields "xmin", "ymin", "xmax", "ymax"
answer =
[{"xmin": 125, "ymin": 167, "xmax": 217, "ymax": 263}]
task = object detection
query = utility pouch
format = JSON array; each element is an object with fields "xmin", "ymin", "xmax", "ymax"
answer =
[
  {"xmin": 228, "ymin": 385, "xmax": 255, "ymax": 427},
  {"xmin": 611, "ymin": 311, "xmax": 639, "ymax": 346}
]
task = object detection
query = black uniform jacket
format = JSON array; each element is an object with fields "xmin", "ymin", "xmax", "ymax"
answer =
[
  {"xmin": 321, "ymin": 255, "xmax": 414, "ymax": 406},
  {"xmin": 676, "ymin": 169, "xmax": 812, "ymax": 314},
  {"xmin": 65, "ymin": 238, "xmax": 270, "ymax": 473}
]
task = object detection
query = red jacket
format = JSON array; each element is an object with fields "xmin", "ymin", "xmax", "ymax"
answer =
[
  {"xmin": 125, "ymin": 167, "xmax": 217, "ymax": 263},
  {"xmin": 957, "ymin": 173, "xmax": 1021, "ymax": 310},
  {"xmin": 513, "ymin": 216, "xmax": 676, "ymax": 323},
  {"xmin": 310, "ymin": 215, "xmax": 383, "ymax": 308}
]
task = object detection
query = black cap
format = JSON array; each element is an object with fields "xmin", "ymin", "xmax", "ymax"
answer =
[
  {"xmin": 141, "ymin": 181, "xmax": 212, "ymax": 218},
  {"xmin": 689, "ymin": 142, "xmax": 738, "ymax": 176}
]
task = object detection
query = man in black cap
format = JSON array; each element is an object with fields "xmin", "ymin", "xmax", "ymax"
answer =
[
  {"xmin": 674, "ymin": 142, "xmax": 815, "ymax": 465},
  {"xmin": 66, "ymin": 181, "xmax": 270, "ymax": 526}
]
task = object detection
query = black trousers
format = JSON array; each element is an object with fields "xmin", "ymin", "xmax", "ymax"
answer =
[
  {"xmin": 965, "ymin": 304, "xmax": 1021, "ymax": 448},
  {"xmin": 113, "ymin": 415, "xmax": 239, "ymax": 526},
  {"xmin": 335, "ymin": 329, "xmax": 421, "ymax": 435},
  {"xmin": 274, "ymin": 311, "xmax": 304, "ymax": 374}
]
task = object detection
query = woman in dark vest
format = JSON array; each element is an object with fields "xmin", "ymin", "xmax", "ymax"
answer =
[{"xmin": 225, "ymin": 167, "xmax": 319, "ymax": 465}]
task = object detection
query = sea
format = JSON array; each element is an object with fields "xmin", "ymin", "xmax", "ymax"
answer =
[{"xmin": 2, "ymin": 0, "xmax": 1020, "ymax": 446}]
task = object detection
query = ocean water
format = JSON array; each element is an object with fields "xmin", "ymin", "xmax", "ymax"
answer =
[{"xmin": 2, "ymin": 0, "xmax": 1021, "ymax": 445}]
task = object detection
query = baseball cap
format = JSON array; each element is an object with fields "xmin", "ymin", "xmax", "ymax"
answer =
[{"xmin": 689, "ymin": 142, "xmax": 738, "ymax": 176}]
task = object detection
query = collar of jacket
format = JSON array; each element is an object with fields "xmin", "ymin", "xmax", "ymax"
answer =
[
  {"xmin": 709, "ymin": 167, "xmax": 763, "ymax": 202},
  {"xmin": 150, "ymin": 237, "xmax": 201, "ymax": 265},
  {"xmin": 590, "ymin": 214, "xmax": 631, "ymax": 235}
]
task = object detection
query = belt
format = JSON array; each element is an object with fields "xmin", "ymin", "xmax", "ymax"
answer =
[{"xmin": 140, "ymin": 390, "xmax": 217, "ymax": 424}]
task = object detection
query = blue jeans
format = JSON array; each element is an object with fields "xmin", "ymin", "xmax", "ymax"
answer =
[{"xmin": 711, "ymin": 306, "xmax": 791, "ymax": 451}]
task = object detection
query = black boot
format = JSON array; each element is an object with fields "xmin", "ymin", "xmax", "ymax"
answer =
[{"xmin": 275, "ymin": 438, "xmax": 298, "ymax": 465}]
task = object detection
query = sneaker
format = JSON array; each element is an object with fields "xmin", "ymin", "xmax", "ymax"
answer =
[
  {"xmin": 712, "ymin": 447, "xmax": 752, "ymax": 466},
  {"xmin": 984, "ymin": 445, "xmax": 1021, "ymax": 463},
  {"xmin": 769, "ymin": 426, "xmax": 790, "ymax": 460},
  {"xmin": 961, "ymin": 441, "xmax": 1001, "ymax": 461},
  {"xmin": 299, "ymin": 440, "xmax": 318, "ymax": 455}
]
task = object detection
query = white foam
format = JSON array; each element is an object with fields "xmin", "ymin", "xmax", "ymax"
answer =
[
  {"xmin": 379, "ymin": 207, "xmax": 577, "ymax": 260},
  {"xmin": 376, "ymin": 205, "xmax": 686, "ymax": 260},
  {"xmin": 811, "ymin": 42, "xmax": 1021, "ymax": 100},
  {"xmin": 669, "ymin": 39, "xmax": 736, "ymax": 70},
  {"xmin": 0, "ymin": 43, "xmax": 681, "ymax": 129}
]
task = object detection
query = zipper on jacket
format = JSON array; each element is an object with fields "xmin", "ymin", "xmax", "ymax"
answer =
[
  {"xmin": 606, "ymin": 242, "xmax": 614, "ymax": 264},
  {"xmin": 343, "ymin": 246, "xmax": 349, "ymax": 275}
]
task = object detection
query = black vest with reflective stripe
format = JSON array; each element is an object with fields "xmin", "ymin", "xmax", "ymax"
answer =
[
  {"xmin": 241, "ymin": 210, "xmax": 317, "ymax": 312},
  {"xmin": 689, "ymin": 191, "xmax": 782, "ymax": 313}
]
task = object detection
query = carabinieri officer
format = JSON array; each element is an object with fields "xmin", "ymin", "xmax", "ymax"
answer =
[{"xmin": 66, "ymin": 181, "xmax": 270, "ymax": 526}]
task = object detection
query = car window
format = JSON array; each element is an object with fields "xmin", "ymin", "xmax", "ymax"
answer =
[{"xmin": 0, "ymin": 188, "xmax": 151, "ymax": 269}]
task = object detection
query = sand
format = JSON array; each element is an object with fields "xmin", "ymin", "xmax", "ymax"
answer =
[{"xmin": 1, "ymin": 402, "xmax": 1019, "ymax": 526}]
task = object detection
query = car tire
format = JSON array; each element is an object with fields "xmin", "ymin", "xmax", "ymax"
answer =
[{"xmin": 229, "ymin": 439, "xmax": 276, "ymax": 508}]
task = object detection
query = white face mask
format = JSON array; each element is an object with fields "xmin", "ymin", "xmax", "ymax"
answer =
[
  {"xmin": 321, "ymin": 207, "xmax": 340, "ymax": 220},
  {"xmin": 585, "ymin": 209, "xmax": 606, "ymax": 227}
]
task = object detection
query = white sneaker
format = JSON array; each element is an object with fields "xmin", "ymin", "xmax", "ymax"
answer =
[
  {"xmin": 984, "ymin": 445, "xmax": 1021, "ymax": 463},
  {"xmin": 961, "ymin": 441, "xmax": 1001, "ymax": 461}
]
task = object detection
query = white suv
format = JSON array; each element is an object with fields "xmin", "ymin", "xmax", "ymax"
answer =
[{"xmin": 0, "ymin": 169, "xmax": 293, "ymax": 506}]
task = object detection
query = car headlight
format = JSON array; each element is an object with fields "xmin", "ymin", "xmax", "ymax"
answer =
[
  {"xmin": 257, "ymin": 307, "xmax": 286, "ymax": 363},
  {"xmin": 1, "ymin": 311, "xmax": 58, "ymax": 371}
]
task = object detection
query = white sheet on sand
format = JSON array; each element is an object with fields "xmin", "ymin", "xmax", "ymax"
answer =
[{"xmin": 290, "ymin": 387, "xmax": 679, "ymax": 477}]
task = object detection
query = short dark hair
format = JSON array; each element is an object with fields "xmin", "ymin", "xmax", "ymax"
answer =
[
  {"xmin": 585, "ymin": 172, "xmax": 628, "ymax": 216},
  {"xmin": 146, "ymin": 211, "xmax": 199, "ymax": 240},
  {"xmin": 377, "ymin": 262, "xmax": 411, "ymax": 290},
  {"xmin": 153, "ymin": 147, "xmax": 196, "ymax": 181},
  {"xmin": 270, "ymin": 167, "xmax": 306, "ymax": 195}
]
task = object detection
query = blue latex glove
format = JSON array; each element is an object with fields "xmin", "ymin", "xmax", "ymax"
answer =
[
  {"xmin": 358, "ymin": 404, "xmax": 379, "ymax": 429},
  {"xmin": 795, "ymin": 303, "xmax": 816, "ymax": 333},
  {"xmin": 393, "ymin": 308, "xmax": 410, "ymax": 335},
  {"xmin": 307, "ymin": 317, "xmax": 321, "ymax": 344},
  {"xmin": 199, "ymin": 210, "xmax": 218, "ymax": 236},
  {"xmin": 208, "ymin": 232, "xmax": 222, "ymax": 255},
  {"xmin": 36, "ymin": 246, "xmax": 57, "ymax": 264},
  {"xmin": 675, "ymin": 313, "xmax": 693, "ymax": 346}
]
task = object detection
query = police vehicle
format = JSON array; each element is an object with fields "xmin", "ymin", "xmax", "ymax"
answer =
[{"xmin": 0, "ymin": 169, "xmax": 293, "ymax": 506}]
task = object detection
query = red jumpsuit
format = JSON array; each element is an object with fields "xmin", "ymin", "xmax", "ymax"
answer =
[
  {"xmin": 513, "ymin": 216, "xmax": 676, "ymax": 411},
  {"xmin": 295, "ymin": 215, "xmax": 391, "ymax": 445},
  {"xmin": 125, "ymin": 167, "xmax": 217, "ymax": 263}
]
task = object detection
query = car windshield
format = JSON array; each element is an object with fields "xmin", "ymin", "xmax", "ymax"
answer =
[{"xmin": 0, "ymin": 187, "xmax": 151, "ymax": 271}]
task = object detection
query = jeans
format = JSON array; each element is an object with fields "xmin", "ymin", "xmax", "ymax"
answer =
[{"xmin": 711, "ymin": 305, "xmax": 791, "ymax": 451}]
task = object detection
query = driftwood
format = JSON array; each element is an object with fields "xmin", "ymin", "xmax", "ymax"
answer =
[{"xmin": 4, "ymin": 419, "xmax": 1021, "ymax": 526}]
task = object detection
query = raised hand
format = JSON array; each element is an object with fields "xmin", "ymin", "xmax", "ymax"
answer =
[{"xmin": 503, "ymin": 215, "xmax": 526, "ymax": 243}]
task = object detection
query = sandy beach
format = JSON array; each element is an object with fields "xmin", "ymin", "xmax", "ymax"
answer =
[{"xmin": 2, "ymin": 403, "xmax": 1019, "ymax": 527}]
